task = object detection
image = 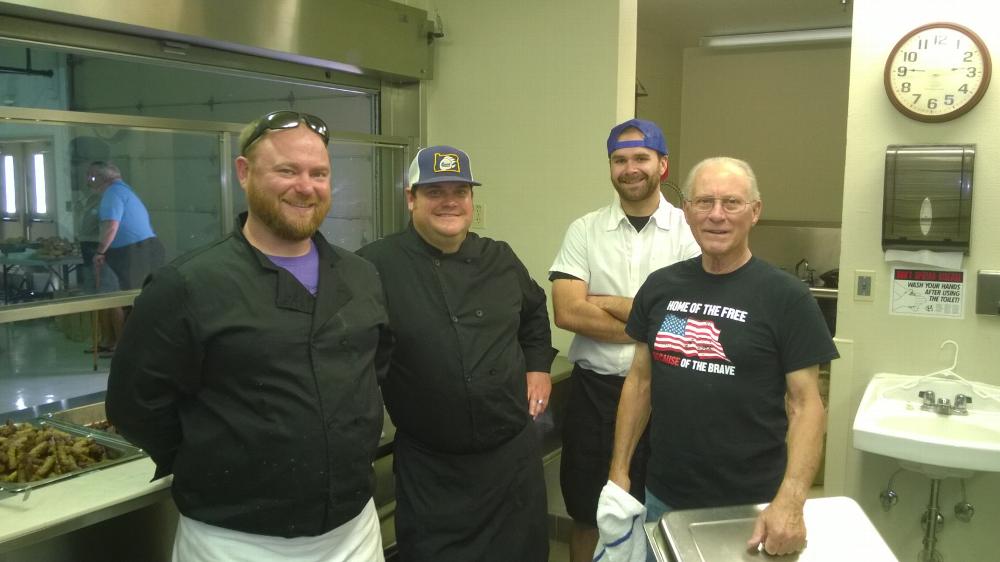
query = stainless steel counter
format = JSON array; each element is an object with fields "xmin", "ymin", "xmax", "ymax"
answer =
[
  {"xmin": 809, "ymin": 287, "xmax": 838, "ymax": 300},
  {"xmin": 645, "ymin": 496, "xmax": 897, "ymax": 561},
  {"xmin": 0, "ymin": 358, "xmax": 575, "ymax": 558}
]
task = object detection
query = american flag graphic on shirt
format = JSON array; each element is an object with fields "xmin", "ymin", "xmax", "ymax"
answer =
[{"xmin": 654, "ymin": 314, "xmax": 730, "ymax": 361}]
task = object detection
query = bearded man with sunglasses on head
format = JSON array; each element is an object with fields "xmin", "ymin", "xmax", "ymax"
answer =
[{"xmin": 107, "ymin": 110, "xmax": 392, "ymax": 562}]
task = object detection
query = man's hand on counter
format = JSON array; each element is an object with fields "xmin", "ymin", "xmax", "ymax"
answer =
[
  {"xmin": 746, "ymin": 495, "xmax": 807, "ymax": 555},
  {"xmin": 526, "ymin": 371, "xmax": 551, "ymax": 418}
]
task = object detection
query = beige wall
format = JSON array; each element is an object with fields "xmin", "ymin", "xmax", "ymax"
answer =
[
  {"xmin": 678, "ymin": 45, "xmax": 850, "ymax": 222},
  {"xmin": 830, "ymin": 2, "xmax": 1000, "ymax": 560},
  {"xmin": 636, "ymin": 31, "xmax": 685, "ymax": 187},
  {"xmin": 637, "ymin": 37, "xmax": 849, "ymax": 273},
  {"xmin": 419, "ymin": 0, "xmax": 637, "ymax": 353},
  {"xmin": 637, "ymin": 5, "xmax": 997, "ymax": 559}
]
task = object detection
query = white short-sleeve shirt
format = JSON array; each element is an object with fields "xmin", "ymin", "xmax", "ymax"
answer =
[{"xmin": 550, "ymin": 194, "xmax": 700, "ymax": 376}]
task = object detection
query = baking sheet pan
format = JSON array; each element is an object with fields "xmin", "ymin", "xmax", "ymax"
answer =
[{"xmin": 0, "ymin": 418, "xmax": 145, "ymax": 496}]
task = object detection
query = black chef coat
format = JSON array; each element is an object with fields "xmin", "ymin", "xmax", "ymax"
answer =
[
  {"xmin": 357, "ymin": 224, "xmax": 556, "ymax": 453},
  {"xmin": 107, "ymin": 214, "xmax": 391, "ymax": 538}
]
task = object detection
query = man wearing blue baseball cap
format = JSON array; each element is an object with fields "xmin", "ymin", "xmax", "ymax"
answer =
[
  {"xmin": 358, "ymin": 145, "xmax": 556, "ymax": 562},
  {"xmin": 549, "ymin": 119, "xmax": 699, "ymax": 561}
]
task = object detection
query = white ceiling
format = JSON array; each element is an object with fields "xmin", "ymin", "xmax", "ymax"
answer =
[{"xmin": 639, "ymin": 0, "xmax": 854, "ymax": 47}]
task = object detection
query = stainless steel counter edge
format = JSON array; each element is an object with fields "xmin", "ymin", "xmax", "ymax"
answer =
[
  {"xmin": 0, "ymin": 457, "xmax": 172, "ymax": 554},
  {"xmin": 0, "ymin": 357, "xmax": 575, "ymax": 553},
  {"xmin": 809, "ymin": 287, "xmax": 838, "ymax": 300}
]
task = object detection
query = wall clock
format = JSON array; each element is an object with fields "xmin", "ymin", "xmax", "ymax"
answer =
[{"xmin": 884, "ymin": 22, "xmax": 991, "ymax": 122}]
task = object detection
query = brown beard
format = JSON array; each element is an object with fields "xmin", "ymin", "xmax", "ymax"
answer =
[
  {"xmin": 612, "ymin": 172, "xmax": 660, "ymax": 202},
  {"xmin": 246, "ymin": 181, "xmax": 331, "ymax": 241}
]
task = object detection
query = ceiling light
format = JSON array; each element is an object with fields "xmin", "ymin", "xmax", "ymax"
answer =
[{"xmin": 700, "ymin": 27, "xmax": 851, "ymax": 48}]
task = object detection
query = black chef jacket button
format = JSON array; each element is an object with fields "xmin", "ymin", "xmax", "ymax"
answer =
[
  {"xmin": 464, "ymin": 258, "xmax": 472, "ymax": 264},
  {"xmin": 465, "ymin": 376, "xmax": 472, "ymax": 382},
  {"xmin": 489, "ymin": 368, "xmax": 497, "ymax": 375},
  {"xmin": 434, "ymin": 259, "xmax": 441, "ymax": 266},
  {"xmin": 475, "ymin": 309, "xmax": 484, "ymax": 317},
  {"xmin": 340, "ymin": 338, "xmax": 349, "ymax": 346},
  {"xmin": 451, "ymin": 315, "xmax": 459, "ymax": 323}
]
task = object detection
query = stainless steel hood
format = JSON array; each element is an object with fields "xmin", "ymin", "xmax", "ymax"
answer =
[{"xmin": 0, "ymin": 0, "xmax": 433, "ymax": 81}]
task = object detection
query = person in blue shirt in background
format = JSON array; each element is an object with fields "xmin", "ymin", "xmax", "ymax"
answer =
[
  {"xmin": 87, "ymin": 161, "xmax": 164, "ymax": 354},
  {"xmin": 87, "ymin": 161, "xmax": 165, "ymax": 291}
]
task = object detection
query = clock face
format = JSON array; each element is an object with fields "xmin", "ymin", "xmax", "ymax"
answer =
[{"xmin": 885, "ymin": 23, "xmax": 992, "ymax": 122}]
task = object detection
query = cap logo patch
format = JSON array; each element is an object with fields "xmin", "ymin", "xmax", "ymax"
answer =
[{"xmin": 433, "ymin": 153, "xmax": 461, "ymax": 173}]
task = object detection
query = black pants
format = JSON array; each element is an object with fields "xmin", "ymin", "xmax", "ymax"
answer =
[
  {"xmin": 106, "ymin": 237, "xmax": 165, "ymax": 290},
  {"xmin": 393, "ymin": 422, "xmax": 548, "ymax": 562},
  {"xmin": 560, "ymin": 364, "xmax": 650, "ymax": 525}
]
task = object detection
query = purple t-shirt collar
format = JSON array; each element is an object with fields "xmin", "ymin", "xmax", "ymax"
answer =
[{"xmin": 265, "ymin": 241, "xmax": 320, "ymax": 295}]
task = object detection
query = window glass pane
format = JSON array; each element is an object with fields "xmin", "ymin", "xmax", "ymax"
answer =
[
  {"xmin": 3, "ymin": 155, "xmax": 14, "ymax": 214},
  {"xmin": 0, "ymin": 44, "xmax": 66, "ymax": 111},
  {"xmin": 32, "ymin": 153, "xmax": 47, "ymax": 214},
  {"xmin": 0, "ymin": 120, "xmax": 221, "ymax": 305},
  {"xmin": 70, "ymin": 53, "xmax": 375, "ymax": 134},
  {"xmin": 0, "ymin": 31, "xmax": 407, "ymax": 415},
  {"xmin": 0, "ymin": 311, "xmax": 114, "ymax": 414},
  {"xmin": 0, "ymin": 43, "xmax": 376, "ymax": 135}
]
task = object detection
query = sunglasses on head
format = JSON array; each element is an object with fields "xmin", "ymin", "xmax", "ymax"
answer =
[{"xmin": 240, "ymin": 111, "xmax": 330, "ymax": 155}]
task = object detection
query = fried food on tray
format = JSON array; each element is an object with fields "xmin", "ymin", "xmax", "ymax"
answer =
[{"xmin": 0, "ymin": 421, "xmax": 109, "ymax": 483}]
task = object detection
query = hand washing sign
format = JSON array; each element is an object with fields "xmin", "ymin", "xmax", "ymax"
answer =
[{"xmin": 890, "ymin": 268, "xmax": 965, "ymax": 319}]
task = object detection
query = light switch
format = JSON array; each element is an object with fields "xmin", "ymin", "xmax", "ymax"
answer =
[
  {"xmin": 472, "ymin": 203, "xmax": 485, "ymax": 229},
  {"xmin": 976, "ymin": 270, "xmax": 1000, "ymax": 315},
  {"xmin": 855, "ymin": 270, "xmax": 875, "ymax": 302}
]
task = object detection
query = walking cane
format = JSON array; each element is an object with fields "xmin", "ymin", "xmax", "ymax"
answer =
[{"xmin": 91, "ymin": 262, "xmax": 101, "ymax": 371}]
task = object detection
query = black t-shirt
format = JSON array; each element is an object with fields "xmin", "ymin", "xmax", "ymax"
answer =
[{"xmin": 626, "ymin": 256, "xmax": 839, "ymax": 509}]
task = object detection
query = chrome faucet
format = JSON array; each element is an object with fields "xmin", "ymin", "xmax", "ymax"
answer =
[
  {"xmin": 794, "ymin": 258, "xmax": 815, "ymax": 286},
  {"xmin": 917, "ymin": 390, "xmax": 972, "ymax": 415},
  {"xmin": 953, "ymin": 394, "xmax": 973, "ymax": 415},
  {"xmin": 918, "ymin": 390, "xmax": 936, "ymax": 411},
  {"xmin": 934, "ymin": 397, "xmax": 953, "ymax": 415}
]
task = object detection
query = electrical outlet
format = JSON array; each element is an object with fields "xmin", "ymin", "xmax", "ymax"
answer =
[
  {"xmin": 472, "ymin": 203, "xmax": 485, "ymax": 229},
  {"xmin": 855, "ymin": 270, "xmax": 875, "ymax": 301}
]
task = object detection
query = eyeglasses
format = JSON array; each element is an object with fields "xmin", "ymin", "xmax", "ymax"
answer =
[
  {"xmin": 687, "ymin": 196, "xmax": 754, "ymax": 213},
  {"xmin": 240, "ymin": 111, "xmax": 329, "ymax": 155}
]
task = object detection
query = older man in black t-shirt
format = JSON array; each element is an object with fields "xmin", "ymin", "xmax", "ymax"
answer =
[{"xmin": 608, "ymin": 157, "xmax": 838, "ymax": 557}]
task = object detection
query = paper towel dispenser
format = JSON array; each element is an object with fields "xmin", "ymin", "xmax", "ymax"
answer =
[{"xmin": 883, "ymin": 144, "xmax": 974, "ymax": 254}]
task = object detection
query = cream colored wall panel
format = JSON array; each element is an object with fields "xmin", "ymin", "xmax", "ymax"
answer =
[
  {"xmin": 422, "ymin": 0, "xmax": 636, "ymax": 354},
  {"xmin": 840, "ymin": 2, "xmax": 1000, "ymax": 560},
  {"xmin": 679, "ymin": 45, "xmax": 849, "ymax": 222}
]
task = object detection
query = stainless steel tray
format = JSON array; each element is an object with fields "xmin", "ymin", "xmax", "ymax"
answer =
[
  {"xmin": 0, "ymin": 418, "xmax": 145, "ymax": 497},
  {"xmin": 653, "ymin": 496, "xmax": 898, "ymax": 561},
  {"xmin": 46, "ymin": 402, "xmax": 122, "ymax": 438}
]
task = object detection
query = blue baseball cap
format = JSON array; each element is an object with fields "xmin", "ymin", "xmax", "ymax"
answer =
[
  {"xmin": 606, "ymin": 118, "xmax": 668, "ymax": 157},
  {"xmin": 408, "ymin": 145, "xmax": 482, "ymax": 187}
]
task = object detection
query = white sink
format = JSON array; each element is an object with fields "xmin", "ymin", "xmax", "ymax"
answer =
[{"xmin": 853, "ymin": 372, "xmax": 1000, "ymax": 478}]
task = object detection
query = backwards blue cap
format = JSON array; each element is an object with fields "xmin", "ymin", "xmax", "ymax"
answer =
[
  {"xmin": 408, "ymin": 145, "xmax": 482, "ymax": 187},
  {"xmin": 606, "ymin": 118, "xmax": 668, "ymax": 157}
]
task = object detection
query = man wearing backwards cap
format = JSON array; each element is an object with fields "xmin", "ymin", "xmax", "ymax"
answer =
[
  {"xmin": 358, "ymin": 145, "xmax": 556, "ymax": 562},
  {"xmin": 549, "ymin": 119, "xmax": 699, "ymax": 561}
]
